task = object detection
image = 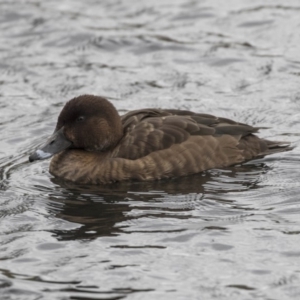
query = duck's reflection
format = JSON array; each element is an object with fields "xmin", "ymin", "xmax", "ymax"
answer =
[{"xmin": 46, "ymin": 162, "xmax": 268, "ymax": 241}]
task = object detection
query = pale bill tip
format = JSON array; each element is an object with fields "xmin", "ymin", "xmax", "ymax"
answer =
[
  {"xmin": 29, "ymin": 149, "xmax": 52, "ymax": 162},
  {"xmin": 36, "ymin": 149, "xmax": 52, "ymax": 159}
]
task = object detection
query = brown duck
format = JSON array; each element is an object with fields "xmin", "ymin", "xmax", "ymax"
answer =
[{"xmin": 29, "ymin": 95, "xmax": 290, "ymax": 184}]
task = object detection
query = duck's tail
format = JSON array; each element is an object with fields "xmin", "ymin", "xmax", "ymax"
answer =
[
  {"xmin": 238, "ymin": 135, "xmax": 292, "ymax": 160},
  {"xmin": 262, "ymin": 139, "xmax": 293, "ymax": 156}
]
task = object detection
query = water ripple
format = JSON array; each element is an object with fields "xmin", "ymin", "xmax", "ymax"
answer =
[{"xmin": 1, "ymin": 0, "xmax": 300, "ymax": 299}]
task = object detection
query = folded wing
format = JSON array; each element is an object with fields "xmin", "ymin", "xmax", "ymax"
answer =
[{"xmin": 113, "ymin": 109, "xmax": 261, "ymax": 162}]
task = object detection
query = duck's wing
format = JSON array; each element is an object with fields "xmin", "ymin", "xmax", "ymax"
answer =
[{"xmin": 113, "ymin": 108, "xmax": 260, "ymax": 160}]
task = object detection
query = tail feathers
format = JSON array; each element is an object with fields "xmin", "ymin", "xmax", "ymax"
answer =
[
  {"xmin": 238, "ymin": 135, "xmax": 292, "ymax": 160},
  {"xmin": 260, "ymin": 140, "xmax": 293, "ymax": 156}
]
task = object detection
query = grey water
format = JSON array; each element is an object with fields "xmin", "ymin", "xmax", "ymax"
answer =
[{"xmin": 1, "ymin": 0, "xmax": 300, "ymax": 299}]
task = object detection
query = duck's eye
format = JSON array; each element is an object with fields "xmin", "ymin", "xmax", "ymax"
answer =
[{"xmin": 76, "ymin": 116, "xmax": 85, "ymax": 122}]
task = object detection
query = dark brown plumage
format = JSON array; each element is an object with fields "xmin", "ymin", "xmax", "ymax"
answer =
[{"xmin": 29, "ymin": 95, "xmax": 290, "ymax": 184}]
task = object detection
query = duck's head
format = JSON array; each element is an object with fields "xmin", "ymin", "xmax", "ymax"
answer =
[{"xmin": 29, "ymin": 95, "xmax": 123, "ymax": 162}]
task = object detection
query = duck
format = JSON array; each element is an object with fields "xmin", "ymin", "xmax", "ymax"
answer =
[{"xmin": 29, "ymin": 94, "xmax": 290, "ymax": 184}]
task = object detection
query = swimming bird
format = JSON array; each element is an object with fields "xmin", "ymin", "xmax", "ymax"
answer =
[{"xmin": 29, "ymin": 95, "xmax": 290, "ymax": 184}]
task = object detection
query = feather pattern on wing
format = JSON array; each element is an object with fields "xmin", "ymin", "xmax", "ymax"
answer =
[{"xmin": 113, "ymin": 109, "xmax": 261, "ymax": 162}]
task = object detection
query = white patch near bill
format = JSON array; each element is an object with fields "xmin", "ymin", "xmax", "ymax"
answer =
[{"xmin": 36, "ymin": 149, "xmax": 52, "ymax": 159}]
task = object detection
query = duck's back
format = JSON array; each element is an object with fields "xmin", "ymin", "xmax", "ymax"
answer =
[
  {"xmin": 114, "ymin": 109, "xmax": 281, "ymax": 158},
  {"xmin": 102, "ymin": 108, "xmax": 288, "ymax": 181}
]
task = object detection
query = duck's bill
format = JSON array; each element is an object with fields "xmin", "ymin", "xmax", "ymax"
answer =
[{"xmin": 29, "ymin": 127, "xmax": 72, "ymax": 162}]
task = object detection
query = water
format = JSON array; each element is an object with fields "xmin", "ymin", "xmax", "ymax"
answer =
[{"xmin": 1, "ymin": 0, "xmax": 300, "ymax": 299}]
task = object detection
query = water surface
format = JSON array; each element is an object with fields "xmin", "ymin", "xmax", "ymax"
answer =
[{"xmin": 1, "ymin": 0, "xmax": 300, "ymax": 299}]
